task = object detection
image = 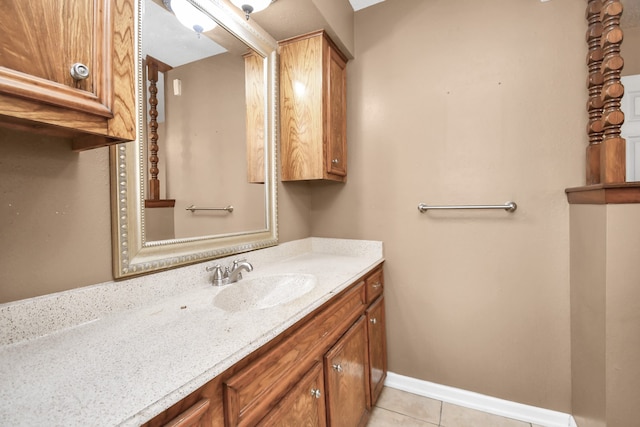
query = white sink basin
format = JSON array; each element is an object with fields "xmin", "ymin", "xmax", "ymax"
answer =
[{"xmin": 214, "ymin": 274, "xmax": 317, "ymax": 312}]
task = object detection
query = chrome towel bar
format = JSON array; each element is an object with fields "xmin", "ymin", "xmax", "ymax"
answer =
[
  {"xmin": 418, "ymin": 201, "xmax": 517, "ymax": 213},
  {"xmin": 186, "ymin": 205, "xmax": 234, "ymax": 213}
]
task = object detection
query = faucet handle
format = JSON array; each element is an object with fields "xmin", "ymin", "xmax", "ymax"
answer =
[
  {"xmin": 232, "ymin": 258, "xmax": 247, "ymax": 267},
  {"xmin": 206, "ymin": 264, "xmax": 226, "ymax": 286}
]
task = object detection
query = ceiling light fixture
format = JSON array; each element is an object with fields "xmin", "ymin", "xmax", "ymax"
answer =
[
  {"xmin": 163, "ymin": 0, "xmax": 217, "ymax": 37},
  {"xmin": 229, "ymin": 0, "xmax": 275, "ymax": 20}
]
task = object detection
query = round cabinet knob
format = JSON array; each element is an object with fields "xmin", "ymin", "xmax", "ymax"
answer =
[
  {"xmin": 370, "ymin": 317, "xmax": 377, "ymax": 325},
  {"xmin": 331, "ymin": 158, "xmax": 340, "ymax": 164},
  {"xmin": 310, "ymin": 388, "xmax": 321, "ymax": 399},
  {"xmin": 70, "ymin": 63, "xmax": 90, "ymax": 80},
  {"xmin": 332, "ymin": 363, "xmax": 343, "ymax": 373}
]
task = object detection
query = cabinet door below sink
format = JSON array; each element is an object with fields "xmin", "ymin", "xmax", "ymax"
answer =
[
  {"xmin": 257, "ymin": 362, "xmax": 326, "ymax": 426},
  {"xmin": 324, "ymin": 316, "xmax": 369, "ymax": 427}
]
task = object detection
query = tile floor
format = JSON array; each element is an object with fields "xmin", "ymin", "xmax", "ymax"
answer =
[{"xmin": 368, "ymin": 387, "xmax": 547, "ymax": 427}]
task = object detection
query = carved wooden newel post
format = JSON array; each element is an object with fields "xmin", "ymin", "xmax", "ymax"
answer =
[
  {"xmin": 586, "ymin": 0, "xmax": 605, "ymax": 184},
  {"xmin": 145, "ymin": 56, "xmax": 172, "ymax": 200},
  {"xmin": 586, "ymin": 0, "xmax": 626, "ymax": 184},
  {"xmin": 599, "ymin": 0, "xmax": 625, "ymax": 183}
]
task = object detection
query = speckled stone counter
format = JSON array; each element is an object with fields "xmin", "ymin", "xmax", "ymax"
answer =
[{"xmin": 0, "ymin": 238, "xmax": 383, "ymax": 426}]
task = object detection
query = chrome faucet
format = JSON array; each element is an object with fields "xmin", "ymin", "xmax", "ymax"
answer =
[
  {"xmin": 228, "ymin": 259, "xmax": 253, "ymax": 283},
  {"xmin": 206, "ymin": 259, "xmax": 253, "ymax": 286}
]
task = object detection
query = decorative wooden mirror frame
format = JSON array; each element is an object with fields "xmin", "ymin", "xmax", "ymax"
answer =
[{"xmin": 566, "ymin": 0, "xmax": 640, "ymax": 203}]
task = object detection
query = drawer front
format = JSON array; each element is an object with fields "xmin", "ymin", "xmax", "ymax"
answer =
[
  {"xmin": 164, "ymin": 398, "xmax": 210, "ymax": 427},
  {"xmin": 224, "ymin": 281, "xmax": 365, "ymax": 426},
  {"xmin": 365, "ymin": 267, "xmax": 384, "ymax": 304}
]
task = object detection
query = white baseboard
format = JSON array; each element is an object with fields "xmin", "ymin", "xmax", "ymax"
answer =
[{"xmin": 384, "ymin": 372, "xmax": 577, "ymax": 427}]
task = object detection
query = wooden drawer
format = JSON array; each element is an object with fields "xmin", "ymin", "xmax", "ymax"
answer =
[
  {"xmin": 224, "ymin": 281, "xmax": 365, "ymax": 426},
  {"xmin": 365, "ymin": 267, "xmax": 384, "ymax": 304},
  {"xmin": 163, "ymin": 398, "xmax": 210, "ymax": 427}
]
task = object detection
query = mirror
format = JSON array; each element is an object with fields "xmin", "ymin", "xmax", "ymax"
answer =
[{"xmin": 111, "ymin": 0, "xmax": 278, "ymax": 278}]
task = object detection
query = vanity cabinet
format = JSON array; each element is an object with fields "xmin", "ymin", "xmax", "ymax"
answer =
[
  {"xmin": 142, "ymin": 265, "xmax": 386, "ymax": 427},
  {"xmin": 279, "ymin": 30, "xmax": 348, "ymax": 182},
  {"xmin": 0, "ymin": 0, "xmax": 136, "ymax": 151}
]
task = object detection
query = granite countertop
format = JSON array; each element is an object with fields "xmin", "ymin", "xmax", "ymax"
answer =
[{"xmin": 0, "ymin": 238, "xmax": 383, "ymax": 426}]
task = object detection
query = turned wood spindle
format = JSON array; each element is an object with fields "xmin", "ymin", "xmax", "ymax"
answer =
[
  {"xmin": 586, "ymin": 0, "xmax": 605, "ymax": 184},
  {"xmin": 145, "ymin": 56, "xmax": 172, "ymax": 200},
  {"xmin": 598, "ymin": 0, "xmax": 626, "ymax": 183},
  {"xmin": 584, "ymin": 0, "xmax": 626, "ymax": 185}
]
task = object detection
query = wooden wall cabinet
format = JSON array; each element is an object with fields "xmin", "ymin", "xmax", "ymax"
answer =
[
  {"xmin": 143, "ymin": 266, "xmax": 387, "ymax": 427},
  {"xmin": 0, "ymin": 0, "xmax": 136, "ymax": 151},
  {"xmin": 279, "ymin": 30, "xmax": 348, "ymax": 182}
]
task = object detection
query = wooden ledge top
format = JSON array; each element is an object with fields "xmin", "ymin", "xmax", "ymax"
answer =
[
  {"xmin": 565, "ymin": 182, "xmax": 640, "ymax": 204},
  {"xmin": 144, "ymin": 199, "xmax": 176, "ymax": 208}
]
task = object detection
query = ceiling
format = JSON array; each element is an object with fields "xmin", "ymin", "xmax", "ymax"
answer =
[{"xmin": 348, "ymin": 0, "xmax": 384, "ymax": 12}]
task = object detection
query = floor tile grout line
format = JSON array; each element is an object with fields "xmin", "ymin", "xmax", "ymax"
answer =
[
  {"xmin": 372, "ymin": 405, "xmax": 440, "ymax": 426},
  {"xmin": 376, "ymin": 387, "xmax": 537, "ymax": 427}
]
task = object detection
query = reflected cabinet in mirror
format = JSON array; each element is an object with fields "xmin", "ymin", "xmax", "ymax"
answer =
[{"xmin": 111, "ymin": 0, "xmax": 278, "ymax": 278}]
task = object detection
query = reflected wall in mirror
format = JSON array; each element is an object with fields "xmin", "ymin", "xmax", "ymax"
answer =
[
  {"xmin": 111, "ymin": 0, "xmax": 278, "ymax": 278},
  {"xmin": 142, "ymin": 0, "xmax": 265, "ymax": 241}
]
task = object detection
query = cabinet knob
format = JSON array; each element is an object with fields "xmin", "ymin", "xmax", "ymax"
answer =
[
  {"xmin": 331, "ymin": 158, "xmax": 340, "ymax": 164},
  {"xmin": 370, "ymin": 317, "xmax": 377, "ymax": 325},
  {"xmin": 372, "ymin": 282, "xmax": 382, "ymax": 289},
  {"xmin": 332, "ymin": 363, "xmax": 343, "ymax": 373},
  {"xmin": 310, "ymin": 388, "xmax": 322, "ymax": 399},
  {"xmin": 70, "ymin": 63, "xmax": 90, "ymax": 80}
]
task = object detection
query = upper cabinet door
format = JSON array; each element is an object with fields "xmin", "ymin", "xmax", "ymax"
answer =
[
  {"xmin": 280, "ymin": 30, "xmax": 348, "ymax": 182},
  {"xmin": 0, "ymin": 0, "xmax": 136, "ymax": 150},
  {"xmin": 326, "ymin": 43, "xmax": 347, "ymax": 178}
]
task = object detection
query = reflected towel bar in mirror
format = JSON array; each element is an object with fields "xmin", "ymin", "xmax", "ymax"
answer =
[
  {"xmin": 186, "ymin": 205, "xmax": 234, "ymax": 213},
  {"xmin": 417, "ymin": 201, "xmax": 517, "ymax": 213}
]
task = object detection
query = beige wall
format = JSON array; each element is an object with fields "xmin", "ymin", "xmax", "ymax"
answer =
[
  {"xmin": 570, "ymin": 204, "xmax": 640, "ymax": 427},
  {"xmin": 622, "ymin": 26, "xmax": 640, "ymax": 76},
  {"xmin": 308, "ymin": 0, "xmax": 586, "ymax": 411},
  {"xmin": 605, "ymin": 204, "xmax": 640, "ymax": 426},
  {"xmin": 0, "ymin": 129, "xmax": 113, "ymax": 302},
  {"xmin": 311, "ymin": 0, "xmax": 354, "ymax": 57},
  {"xmin": 570, "ymin": 205, "xmax": 606, "ymax": 427},
  {"xmin": 159, "ymin": 52, "xmax": 265, "ymax": 239}
]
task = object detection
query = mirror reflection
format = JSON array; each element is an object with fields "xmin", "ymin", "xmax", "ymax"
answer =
[
  {"xmin": 111, "ymin": 0, "xmax": 277, "ymax": 279},
  {"xmin": 142, "ymin": 0, "xmax": 266, "ymax": 241}
]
